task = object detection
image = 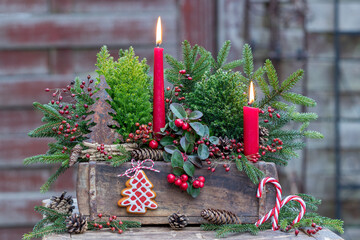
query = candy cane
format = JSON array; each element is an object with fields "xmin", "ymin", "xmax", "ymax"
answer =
[
  {"xmin": 280, "ymin": 195, "xmax": 306, "ymax": 225},
  {"xmin": 255, "ymin": 177, "xmax": 282, "ymax": 230}
]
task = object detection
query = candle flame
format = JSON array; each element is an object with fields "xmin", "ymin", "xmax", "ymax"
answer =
[
  {"xmin": 156, "ymin": 16, "xmax": 162, "ymax": 45},
  {"xmin": 249, "ymin": 81, "xmax": 255, "ymax": 104}
]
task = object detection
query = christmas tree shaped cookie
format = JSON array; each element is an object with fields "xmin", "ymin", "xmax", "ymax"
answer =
[{"xmin": 118, "ymin": 170, "xmax": 158, "ymax": 214}]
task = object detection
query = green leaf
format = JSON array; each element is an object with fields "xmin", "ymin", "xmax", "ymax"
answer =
[
  {"xmin": 173, "ymin": 167, "xmax": 185, "ymax": 176},
  {"xmin": 189, "ymin": 122, "xmax": 205, "ymax": 137},
  {"xmin": 163, "ymin": 152, "xmax": 171, "ymax": 162},
  {"xmin": 209, "ymin": 136, "xmax": 219, "ymax": 145},
  {"xmin": 187, "ymin": 184, "xmax": 201, "ymax": 198},
  {"xmin": 189, "ymin": 111, "xmax": 203, "ymax": 120},
  {"xmin": 160, "ymin": 136, "xmax": 175, "ymax": 146},
  {"xmin": 185, "ymin": 131, "xmax": 195, "ymax": 143},
  {"xmin": 171, "ymin": 150, "xmax": 184, "ymax": 168},
  {"xmin": 187, "ymin": 155, "xmax": 202, "ymax": 168},
  {"xmin": 169, "ymin": 121, "xmax": 179, "ymax": 131},
  {"xmin": 164, "ymin": 145, "xmax": 177, "ymax": 154},
  {"xmin": 180, "ymin": 136, "xmax": 190, "ymax": 153},
  {"xmin": 183, "ymin": 161, "xmax": 195, "ymax": 177},
  {"xmin": 170, "ymin": 103, "xmax": 187, "ymax": 119},
  {"xmin": 197, "ymin": 143, "xmax": 209, "ymax": 160},
  {"xmin": 203, "ymin": 125, "xmax": 210, "ymax": 137}
]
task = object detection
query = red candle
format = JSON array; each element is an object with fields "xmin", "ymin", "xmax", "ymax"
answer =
[
  {"xmin": 153, "ymin": 16, "xmax": 165, "ymax": 134},
  {"xmin": 243, "ymin": 81, "xmax": 259, "ymax": 156}
]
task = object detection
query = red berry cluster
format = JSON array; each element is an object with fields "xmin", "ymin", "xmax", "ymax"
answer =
[
  {"xmin": 90, "ymin": 143, "xmax": 113, "ymax": 160},
  {"xmin": 260, "ymin": 106, "xmax": 281, "ymax": 123},
  {"xmin": 166, "ymin": 84, "xmax": 186, "ymax": 103},
  {"xmin": 126, "ymin": 122, "xmax": 153, "ymax": 144},
  {"xmin": 51, "ymin": 120, "xmax": 79, "ymax": 143},
  {"xmin": 179, "ymin": 69, "xmax": 193, "ymax": 80},
  {"xmin": 284, "ymin": 222, "xmax": 322, "ymax": 236},
  {"xmin": 93, "ymin": 213, "xmax": 124, "ymax": 234},
  {"xmin": 167, "ymin": 174, "xmax": 205, "ymax": 191},
  {"xmin": 174, "ymin": 118, "xmax": 191, "ymax": 131},
  {"xmin": 260, "ymin": 138, "xmax": 283, "ymax": 156}
]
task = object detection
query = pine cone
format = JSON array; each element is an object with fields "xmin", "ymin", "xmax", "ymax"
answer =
[
  {"xmin": 65, "ymin": 213, "xmax": 88, "ymax": 234},
  {"xmin": 131, "ymin": 148, "xmax": 163, "ymax": 161},
  {"xmin": 217, "ymin": 136, "xmax": 232, "ymax": 156},
  {"xmin": 201, "ymin": 209, "xmax": 241, "ymax": 225},
  {"xmin": 49, "ymin": 191, "xmax": 75, "ymax": 215},
  {"xmin": 69, "ymin": 144, "xmax": 82, "ymax": 167},
  {"xmin": 168, "ymin": 213, "xmax": 189, "ymax": 230},
  {"xmin": 259, "ymin": 126, "xmax": 269, "ymax": 145}
]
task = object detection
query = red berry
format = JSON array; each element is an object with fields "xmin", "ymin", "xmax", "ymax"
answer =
[
  {"xmin": 166, "ymin": 87, "xmax": 170, "ymax": 91},
  {"xmin": 112, "ymin": 215, "xmax": 117, "ymax": 220},
  {"xmin": 84, "ymin": 104, "xmax": 88, "ymax": 108},
  {"xmin": 295, "ymin": 229, "xmax": 299, "ymax": 236},
  {"xmin": 199, "ymin": 181, "xmax": 205, "ymax": 188},
  {"xmin": 106, "ymin": 222, "xmax": 110, "ymax": 226},
  {"xmin": 111, "ymin": 227, "xmax": 115, "ymax": 231},
  {"xmin": 211, "ymin": 168, "xmax": 215, "ymax": 172},
  {"xmin": 311, "ymin": 223, "xmax": 316, "ymax": 228},
  {"xmin": 179, "ymin": 70, "xmax": 186, "ymax": 74},
  {"xmin": 118, "ymin": 229, "xmax": 123, "ymax": 234},
  {"xmin": 108, "ymin": 155, "xmax": 112, "ymax": 160},
  {"xmin": 45, "ymin": 88, "xmax": 50, "ymax": 92},
  {"xmin": 187, "ymin": 77, "xmax": 193, "ymax": 80},
  {"xmin": 86, "ymin": 154, "xmax": 90, "ymax": 158},
  {"xmin": 198, "ymin": 176, "xmax": 205, "ymax": 183},
  {"xmin": 174, "ymin": 179, "xmax": 182, "ymax": 186},
  {"xmin": 193, "ymin": 180, "xmax": 200, "ymax": 188},
  {"xmin": 180, "ymin": 174, "xmax": 188, "ymax": 182},
  {"xmin": 98, "ymin": 213, "xmax": 103, "ymax": 218},
  {"xmin": 166, "ymin": 99, "xmax": 170, "ymax": 103},
  {"xmin": 182, "ymin": 122, "xmax": 190, "ymax": 130},
  {"xmin": 149, "ymin": 140, "xmax": 158, "ymax": 149},
  {"xmin": 264, "ymin": 119, "xmax": 269, "ymax": 123},
  {"xmin": 174, "ymin": 119, "xmax": 184, "ymax": 127},
  {"xmin": 276, "ymin": 113, "xmax": 281, "ymax": 118},
  {"xmin": 135, "ymin": 122, "xmax": 140, "ymax": 127},
  {"xmin": 98, "ymin": 224, "xmax": 103, "ymax": 229},
  {"xmin": 180, "ymin": 182, "xmax": 188, "ymax": 191},
  {"xmin": 225, "ymin": 167, "xmax": 230, "ymax": 172},
  {"xmin": 119, "ymin": 220, "xmax": 123, "ymax": 225},
  {"xmin": 167, "ymin": 174, "xmax": 176, "ymax": 183}
]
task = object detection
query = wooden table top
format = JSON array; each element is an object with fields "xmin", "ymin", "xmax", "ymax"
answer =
[{"xmin": 43, "ymin": 226, "xmax": 343, "ymax": 240}]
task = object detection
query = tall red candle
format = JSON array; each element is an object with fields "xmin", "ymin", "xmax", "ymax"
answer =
[
  {"xmin": 243, "ymin": 81, "xmax": 259, "ymax": 156},
  {"xmin": 153, "ymin": 17, "xmax": 165, "ymax": 134}
]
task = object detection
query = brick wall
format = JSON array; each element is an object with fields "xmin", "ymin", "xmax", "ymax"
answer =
[{"xmin": 0, "ymin": 0, "xmax": 216, "ymax": 239}]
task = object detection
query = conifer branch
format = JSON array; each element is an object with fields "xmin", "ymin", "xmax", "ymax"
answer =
[
  {"xmin": 264, "ymin": 59, "xmax": 279, "ymax": 90},
  {"xmin": 242, "ymin": 44, "xmax": 254, "ymax": 78},
  {"xmin": 282, "ymin": 92, "xmax": 316, "ymax": 107},
  {"xmin": 24, "ymin": 154, "xmax": 69, "ymax": 165},
  {"xmin": 40, "ymin": 166, "xmax": 68, "ymax": 193},
  {"xmin": 280, "ymin": 69, "xmax": 304, "ymax": 92}
]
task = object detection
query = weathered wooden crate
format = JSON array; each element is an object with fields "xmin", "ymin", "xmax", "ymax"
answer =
[{"xmin": 77, "ymin": 161, "xmax": 277, "ymax": 224}]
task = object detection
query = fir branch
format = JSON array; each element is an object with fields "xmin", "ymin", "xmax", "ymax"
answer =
[
  {"xmin": 202, "ymin": 224, "xmax": 262, "ymax": 238},
  {"xmin": 291, "ymin": 112, "xmax": 318, "ymax": 122},
  {"xmin": 28, "ymin": 122, "xmax": 61, "ymax": 138},
  {"xmin": 24, "ymin": 154, "xmax": 69, "ymax": 165},
  {"xmin": 271, "ymin": 101, "xmax": 289, "ymax": 111},
  {"xmin": 303, "ymin": 131, "xmax": 324, "ymax": 139},
  {"xmin": 282, "ymin": 92, "xmax": 316, "ymax": 107},
  {"xmin": 222, "ymin": 60, "xmax": 243, "ymax": 71},
  {"xmin": 40, "ymin": 165, "xmax": 68, "ymax": 193},
  {"xmin": 109, "ymin": 145, "xmax": 131, "ymax": 167},
  {"xmin": 165, "ymin": 54, "xmax": 185, "ymax": 71},
  {"xmin": 216, "ymin": 40, "xmax": 231, "ymax": 69},
  {"xmin": 33, "ymin": 102, "xmax": 64, "ymax": 121},
  {"xmin": 264, "ymin": 59, "xmax": 279, "ymax": 90},
  {"xmin": 242, "ymin": 44, "xmax": 254, "ymax": 78},
  {"xmin": 254, "ymin": 67, "xmax": 270, "ymax": 96},
  {"xmin": 22, "ymin": 225, "xmax": 67, "ymax": 240},
  {"xmin": 300, "ymin": 122, "xmax": 310, "ymax": 132},
  {"xmin": 182, "ymin": 40, "xmax": 194, "ymax": 71},
  {"xmin": 280, "ymin": 69, "xmax": 304, "ymax": 92}
]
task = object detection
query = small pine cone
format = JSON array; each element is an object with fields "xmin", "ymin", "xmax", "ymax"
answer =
[
  {"xmin": 217, "ymin": 136, "xmax": 232, "ymax": 156},
  {"xmin": 49, "ymin": 191, "xmax": 75, "ymax": 215},
  {"xmin": 168, "ymin": 213, "xmax": 189, "ymax": 230},
  {"xmin": 201, "ymin": 209, "xmax": 241, "ymax": 225},
  {"xmin": 69, "ymin": 144, "xmax": 82, "ymax": 166},
  {"xmin": 131, "ymin": 148, "xmax": 163, "ymax": 161},
  {"xmin": 65, "ymin": 213, "xmax": 88, "ymax": 234},
  {"xmin": 259, "ymin": 126, "xmax": 269, "ymax": 145}
]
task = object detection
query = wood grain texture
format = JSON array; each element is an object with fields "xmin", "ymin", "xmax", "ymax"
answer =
[
  {"xmin": 76, "ymin": 161, "xmax": 278, "ymax": 224},
  {"xmin": 43, "ymin": 227, "xmax": 343, "ymax": 240}
]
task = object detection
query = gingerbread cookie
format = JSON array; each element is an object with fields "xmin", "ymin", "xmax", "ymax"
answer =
[{"xmin": 118, "ymin": 170, "xmax": 158, "ymax": 214}]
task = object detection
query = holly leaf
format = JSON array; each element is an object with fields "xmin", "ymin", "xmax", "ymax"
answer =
[
  {"xmin": 169, "ymin": 121, "xmax": 179, "ymax": 131},
  {"xmin": 189, "ymin": 122, "xmax": 205, "ymax": 137},
  {"xmin": 160, "ymin": 136, "xmax": 174, "ymax": 146},
  {"xmin": 187, "ymin": 184, "xmax": 201, "ymax": 198},
  {"xmin": 163, "ymin": 152, "xmax": 171, "ymax": 162},
  {"xmin": 209, "ymin": 136, "xmax": 219, "ymax": 145},
  {"xmin": 164, "ymin": 145, "xmax": 177, "ymax": 154},
  {"xmin": 171, "ymin": 150, "xmax": 184, "ymax": 168},
  {"xmin": 170, "ymin": 103, "xmax": 187, "ymax": 119},
  {"xmin": 185, "ymin": 131, "xmax": 195, "ymax": 143},
  {"xmin": 197, "ymin": 143, "xmax": 209, "ymax": 160},
  {"xmin": 189, "ymin": 111, "xmax": 203, "ymax": 120},
  {"xmin": 183, "ymin": 161, "xmax": 195, "ymax": 177},
  {"xmin": 173, "ymin": 167, "xmax": 185, "ymax": 176},
  {"xmin": 180, "ymin": 136, "xmax": 190, "ymax": 153},
  {"xmin": 187, "ymin": 155, "xmax": 202, "ymax": 168}
]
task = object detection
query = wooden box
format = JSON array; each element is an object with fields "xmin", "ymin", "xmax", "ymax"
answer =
[{"xmin": 76, "ymin": 161, "xmax": 278, "ymax": 224}]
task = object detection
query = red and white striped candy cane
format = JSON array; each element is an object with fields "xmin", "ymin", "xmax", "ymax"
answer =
[
  {"xmin": 255, "ymin": 177, "xmax": 282, "ymax": 230},
  {"xmin": 280, "ymin": 195, "xmax": 306, "ymax": 225}
]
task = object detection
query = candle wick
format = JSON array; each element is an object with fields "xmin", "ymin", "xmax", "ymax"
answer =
[
  {"xmin": 248, "ymin": 102, "xmax": 252, "ymax": 106},
  {"xmin": 156, "ymin": 43, "xmax": 160, "ymax": 47}
]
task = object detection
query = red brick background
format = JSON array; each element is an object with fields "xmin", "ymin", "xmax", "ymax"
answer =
[{"xmin": 0, "ymin": 1, "xmax": 217, "ymax": 239}]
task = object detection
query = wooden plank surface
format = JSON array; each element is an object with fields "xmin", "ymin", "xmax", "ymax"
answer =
[
  {"xmin": 43, "ymin": 226, "xmax": 343, "ymax": 240},
  {"xmin": 76, "ymin": 161, "xmax": 278, "ymax": 224}
]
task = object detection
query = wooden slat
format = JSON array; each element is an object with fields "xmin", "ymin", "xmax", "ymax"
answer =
[
  {"xmin": 43, "ymin": 227, "xmax": 343, "ymax": 240},
  {"xmin": 76, "ymin": 161, "xmax": 277, "ymax": 224}
]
